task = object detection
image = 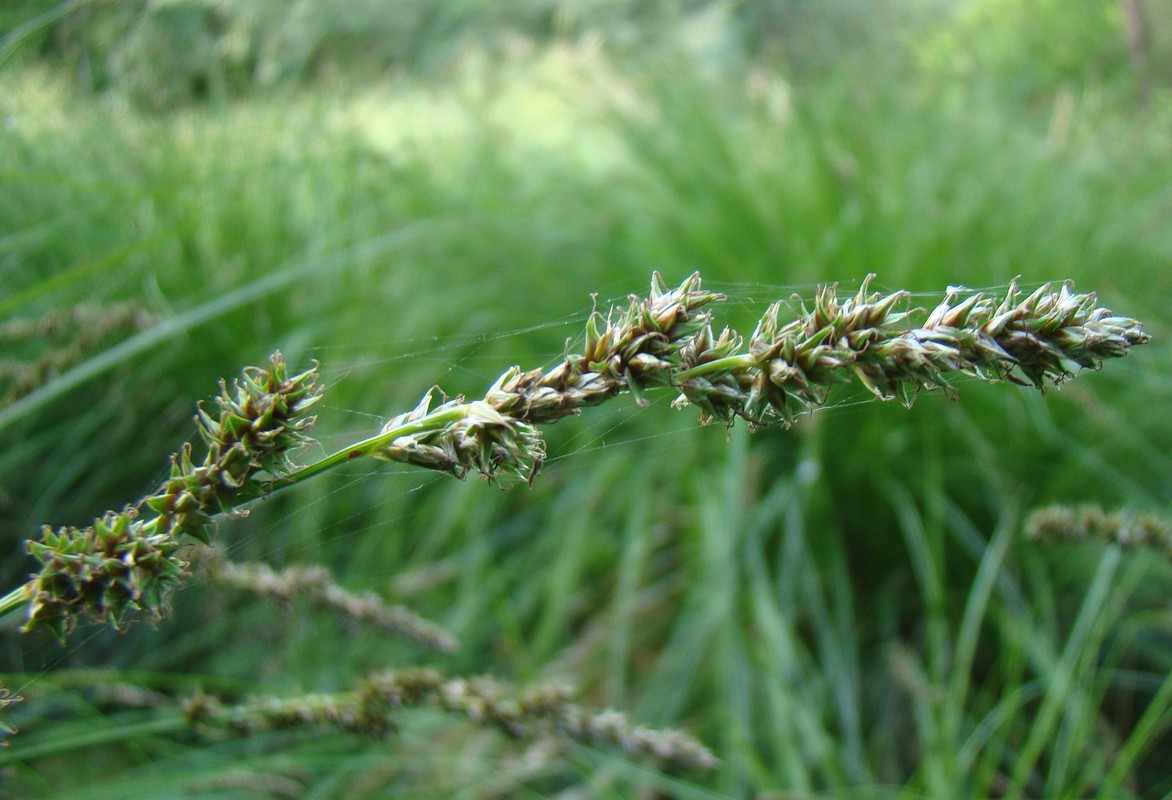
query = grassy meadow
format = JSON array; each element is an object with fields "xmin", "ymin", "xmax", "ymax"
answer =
[{"xmin": 2, "ymin": 2, "xmax": 1172, "ymax": 798}]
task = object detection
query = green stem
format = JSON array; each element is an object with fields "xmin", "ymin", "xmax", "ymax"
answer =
[
  {"xmin": 264, "ymin": 405, "xmax": 471, "ymax": 493},
  {"xmin": 0, "ymin": 586, "xmax": 28, "ymax": 621},
  {"xmin": 675, "ymin": 354, "xmax": 755, "ymax": 382}
]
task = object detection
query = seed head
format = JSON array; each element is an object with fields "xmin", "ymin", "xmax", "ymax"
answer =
[
  {"xmin": 21, "ymin": 353, "xmax": 322, "ymax": 638},
  {"xmin": 1026, "ymin": 504, "xmax": 1172, "ymax": 559},
  {"xmin": 24, "ymin": 508, "xmax": 186, "ymax": 638}
]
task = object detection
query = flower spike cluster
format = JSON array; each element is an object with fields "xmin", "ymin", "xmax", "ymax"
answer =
[
  {"xmin": 375, "ymin": 272, "xmax": 723, "ymax": 481},
  {"xmin": 210, "ymin": 560, "xmax": 459, "ymax": 653},
  {"xmin": 369, "ymin": 272, "xmax": 1149, "ymax": 476},
  {"xmin": 146, "ymin": 354, "xmax": 322, "ymax": 543},
  {"xmin": 25, "ymin": 508, "xmax": 186, "ymax": 637},
  {"xmin": 18, "ymin": 353, "xmax": 322, "ymax": 638},
  {"xmin": 374, "ymin": 389, "xmax": 546, "ymax": 484},
  {"xmin": 677, "ymin": 275, "xmax": 1151, "ymax": 427},
  {"xmin": 1026, "ymin": 504, "xmax": 1172, "ymax": 560},
  {"xmin": 184, "ymin": 668, "xmax": 719, "ymax": 771},
  {"xmin": 491, "ymin": 271, "xmax": 724, "ymax": 421}
]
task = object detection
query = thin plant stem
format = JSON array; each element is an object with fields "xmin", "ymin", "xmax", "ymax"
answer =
[
  {"xmin": 0, "ymin": 587, "xmax": 27, "ymax": 619},
  {"xmin": 263, "ymin": 406, "xmax": 473, "ymax": 494}
]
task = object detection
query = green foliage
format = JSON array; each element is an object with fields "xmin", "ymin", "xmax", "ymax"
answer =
[
  {"xmin": 917, "ymin": 0, "xmax": 1132, "ymax": 98},
  {"xmin": 13, "ymin": 0, "xmax": 659, "ymax": 109},
  {"xmin": 7, "ymin": 0, "xmax": 1001, "ymax": 110}
]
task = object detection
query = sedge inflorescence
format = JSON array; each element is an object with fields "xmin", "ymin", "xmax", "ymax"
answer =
[
  {"xmin": 678, "ymin": 275, "xmax": 1150, "ymax": 426},
  {"xmin": 371, "ymin": 272, "xmax": 1150, "ymax": 481},
  {"xmin": 8, "ymin": 273, "xmax": 1149, "ymax": 638},
  {"xmin": 21, "ymin": 353, "xmax": 322, "ymax": 638},
  {"xmin": 372, "ymin": 272, "xmax": 722, "ymax": 483},
  {"xmin": 184, "ymin": 668, "xmax": 719, "ymax": 771},
  {"xmin": 210, "ymin": 560, "xmax": 459, "ymax": 653},
  {"xmin": 1026, "ymin": 504, "xmax": 1172, "ymax": 559}
]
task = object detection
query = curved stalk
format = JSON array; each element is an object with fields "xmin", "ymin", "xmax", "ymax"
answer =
[{"xmin": 264, "ymin": 406, "xmax": 473, "ymax": 493}]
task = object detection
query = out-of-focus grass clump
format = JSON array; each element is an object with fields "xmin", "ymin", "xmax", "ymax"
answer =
[{"xmin": 2, "ymin": 1, "xmax": 1172, "ymax": 797}]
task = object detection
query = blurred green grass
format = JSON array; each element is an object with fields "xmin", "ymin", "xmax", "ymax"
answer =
[{"xmin": 2, "ymin": 2, "xmax": 1172, "ymax": 797}]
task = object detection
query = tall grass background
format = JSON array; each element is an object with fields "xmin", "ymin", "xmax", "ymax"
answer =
[{"xmin": 2, "ymin": 1, "xmax": 1172, "ymax": 797}]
